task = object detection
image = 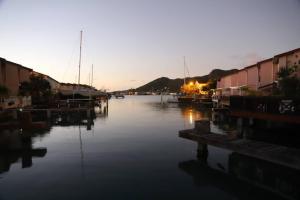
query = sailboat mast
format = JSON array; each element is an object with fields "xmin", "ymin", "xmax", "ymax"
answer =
[
  {"xmin": 78, "ymin": 30, "xmax": 83, "ymax": 85},
  {"xmin": 183, "ymin": 56, "xmax": 186, "ymax": 85},
  {"xmin": 91, "ymin": 64, "xmax": 93, "ymax": 87}
]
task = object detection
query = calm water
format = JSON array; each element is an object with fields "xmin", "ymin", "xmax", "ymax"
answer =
[{"xmin": 0, "ymin": 96, "xmax": 298, "ymax": 200}]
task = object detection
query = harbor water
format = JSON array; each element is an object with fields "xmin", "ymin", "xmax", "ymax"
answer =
[{"xmin": 0, "ymin": 96, "xmax": 298, "ymax": 200}]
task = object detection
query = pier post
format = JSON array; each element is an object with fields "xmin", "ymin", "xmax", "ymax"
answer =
[
  {"xmin": 197, "ymin": 142, "xmax": 208, "ymax": 163},
  {"xmin": 87, "ymin": 118, "xmax": 92, "ymax": 130},
  {"xmin": 87, "ymin": 109, "xmax": 91, "ymax": 118},
  {"xmin": 220, "ymin": 112, "xmax": 225, "ymax": 122},
  {"xmin": 195, "ymin": 119, "xmax": 210, "ymax": 134},
  {"xmin": 237, "ymin": 117, "xmax": 243, "ymax": 138},
  {"xmin": 249, "ymin": 118, "xmax": 254, "ymax": 126},
  {"xmin": 12, "ymin": 110, "xmax": 18, "ymax": 120},
  {"xmin": 46, "ymin": 110, "xmax": 51, "ymax": 119},
  {"xmin": 212, "ymin": 112, "xmax": 217, "ymax": 122},
  {"xmin": 266, "ymin": 120, "xmax": 272, "ymax": 129}
]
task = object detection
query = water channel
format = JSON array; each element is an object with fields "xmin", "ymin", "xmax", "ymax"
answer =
[{"xmin": 0, "ymin": 96, "xmax": 298, "ymax": 199}]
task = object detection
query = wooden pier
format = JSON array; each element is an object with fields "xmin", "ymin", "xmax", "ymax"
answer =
[{"xmin": 179, "ymin": 121, "xmax": 300, "ymax": 170}]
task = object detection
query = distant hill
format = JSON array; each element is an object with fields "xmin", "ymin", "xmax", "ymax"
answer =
[{"xmin": 135, "ymin": 69, "xmax": 238, "ymax": 92}]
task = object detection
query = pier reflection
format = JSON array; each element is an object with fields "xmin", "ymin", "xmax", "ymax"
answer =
[
  {"xmin": 51, "ymin": 105, "xmax": 108, "ymax": 130},
  {"xmin": 0, "ymin": 129, "xmax": 48, "ymax": 174},
  {"xmin": 0, "ymin": 105, "xmax": 108, "ymax": 175},
  {"xmin": 179, "ymin": 143, "xmax": 300, "ymax": 200}
]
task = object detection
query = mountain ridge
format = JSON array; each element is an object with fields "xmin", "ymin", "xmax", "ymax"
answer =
[{"xmin": 135, "ymin": 68, "xmax": 238, "ymax": 92}]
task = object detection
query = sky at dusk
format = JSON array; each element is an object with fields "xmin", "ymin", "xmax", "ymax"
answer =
[{"xmin": 0, "ymin": 0, "xmax": 300, "ymax": 91}]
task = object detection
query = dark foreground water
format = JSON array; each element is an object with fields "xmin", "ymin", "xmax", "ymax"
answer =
[{"xmin": 0, "ymin": 96, "xmax": 299, "ymax": 200}]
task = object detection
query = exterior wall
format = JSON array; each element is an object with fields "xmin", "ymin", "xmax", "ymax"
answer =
[
  {"xmin": 274, "ymin": 49, "xmax": 300, "ymax": 80},
  {"xmin": 0, "ymin": 59, "xmax": 32, "ymax": 96},
  {"xmin": 258, "ymin": 59, "xmax": 273, "ymax": 87},
  {"xmin": 246, "ymin": 66, "xmax": 258, "ymax": 90},
  {"xmin": 217, "ymin": 78, "xmax": 225, "ymax": 89},
  {"xmin": 0, "ymin": 59, "xmax": 5, "ymax": 85},
  {"xmin": 0, "ymin": 96, "xmax": 31, "ymax": 110},
  {"xmin": 277, "ymin": 56, "xmax": 287, "ymax": 70},
  {"xmin": 286, "ymin": 50, "xmax": 300, "ymax": 78},
  {"xmin": 218, "ymin": 70, "xmax": 251, "ymax": 88},
  {"xmin": 231, "ymin": 73, "xmax": 239, "ymax": 87},
  {"xmin": 237, "ymin": 70, "xmax": 247, "ymax": 86},
  {"xmin": 223, "ymin": 75, "xmax": 232, "ymax": 88}
]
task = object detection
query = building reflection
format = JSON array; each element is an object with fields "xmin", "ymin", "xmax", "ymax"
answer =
[
  {"xmin": 179, "ymin": 143, "xmax": 300, "ymax": 200},
  {"xmin": 0, "ymin": 129, "xmax": 48, "ymax": 174},
  {"xmin": 0, "ymin": 104, "xmax": 109, "ymax": 175},
  {"xmin": 51, "ymin": 104, "xmax": 108, "ymax": 130}
]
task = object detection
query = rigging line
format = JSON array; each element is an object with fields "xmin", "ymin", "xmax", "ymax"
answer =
[
  {"xmin": 85, "ymin": 72, "xmax": 90, "ymax": 85},
  {"xmin": 185, "ymin": 57, "xmax": 191, "ymax": 78},
  {"xmin": 61, "ymin": 36, "xmax": 80, "ymax": 83},
  {"xmin": 78, "ymin": 30, "xmax": 83, "ymax": 85}
]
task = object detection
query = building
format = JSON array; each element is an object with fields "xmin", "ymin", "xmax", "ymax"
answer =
[
  {"xmin": 0, "ymin": 58, "xmax": 33, "ymax": 96},
  {"xmin": 0, "ymin": 58, "xmax": 33, "ymax": 109},
  {"xmin": 273, "ymin": 48, "xmax": 300, "ymax": 80},
  {"xmin": 32, "ymin": 72, "xmax": 60, "ymax": 94},
  {"xmin": 216, "ymin": 48, "xmax": 300, "ymax": 96}
]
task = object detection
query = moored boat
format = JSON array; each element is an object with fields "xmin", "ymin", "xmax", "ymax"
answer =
[{"xmin": 178, "ymin": 96, "xmax": 194, "ymax": 103}]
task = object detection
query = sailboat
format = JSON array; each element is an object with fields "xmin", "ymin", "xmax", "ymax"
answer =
[
  {"xmin": 60, "ymin": 31, "xmax": 105, "ymax": 101},
  {"xmin": 178, "ymin": 56, "xmax": 195, "ymax": 104}
]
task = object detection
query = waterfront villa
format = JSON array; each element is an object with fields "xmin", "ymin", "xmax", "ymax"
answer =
[
  {"xmin": 216, "ymin": 48, "xmax": 300, "ymax": 97},
  {"xmin": 0, "ymin": 57, "xmax": 33, "ymax": 96},
  {"xmin": 0, "ymin": 58, "xmax": 33, "ymax": 109}
]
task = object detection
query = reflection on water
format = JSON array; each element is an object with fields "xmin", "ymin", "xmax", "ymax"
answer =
[
  {"xmin": 0, "ymin": 102, "xmax": 107, "ymax": 175},
  {"xmin": 0, "ymin": 96, "xmax": 298, "ymax": 200},
  {"xmin": 180, "ymin": 105, "xmax": 210, "ymax": 127},
  {"xmin": 0, "ymin": 129, "xmax": 48, "ymax": 174},
  {"xmin": 179, "ymin": 142, "xmax": 300, "ymax": 200}
]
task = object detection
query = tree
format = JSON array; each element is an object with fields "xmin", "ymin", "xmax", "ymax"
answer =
[
  {"xmin": 19, "ymin": 75, "xmax": 52, "ymax": 104},
  {"xmin": 207, "ymin": 79, "xmax": 217, "ymax": 90},
  {"xmin": 277, "ymin": 65, "xmax": 300, "ymax": 97}
]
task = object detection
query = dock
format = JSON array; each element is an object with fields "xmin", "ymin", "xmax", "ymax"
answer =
[{"xmin": 179, "ymin": 123, "xmax": 300, "ymax": 171}]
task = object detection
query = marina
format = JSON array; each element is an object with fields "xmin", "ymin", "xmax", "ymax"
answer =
[
  {"xmin": 0, "ymin": 1, "xmax": 300, "ymax": 199},
  {"xmin": 0, "ymin": 96, "xmax": 299, "ymax": 199}
]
